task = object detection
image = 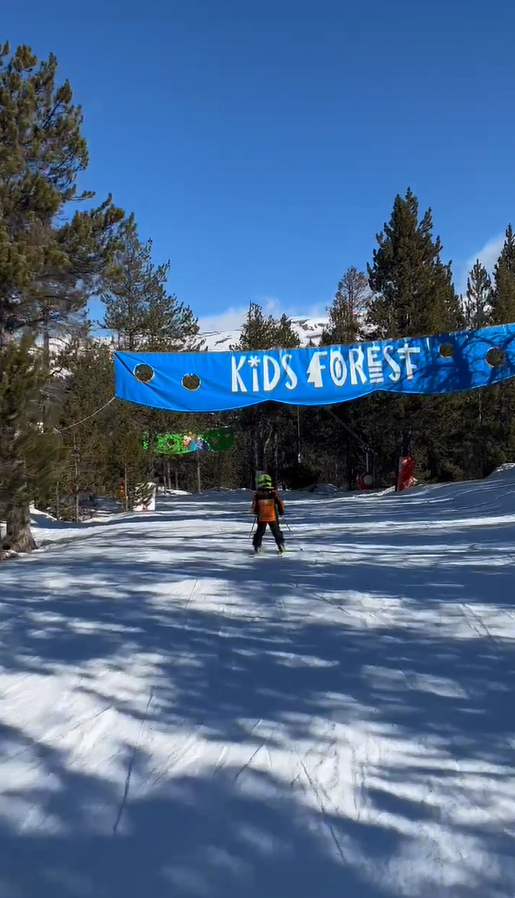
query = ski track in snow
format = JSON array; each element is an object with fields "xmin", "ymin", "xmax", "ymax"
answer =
[{"xmin": 1, "ymin": 481, "xmax": 515, "ymax": 897}]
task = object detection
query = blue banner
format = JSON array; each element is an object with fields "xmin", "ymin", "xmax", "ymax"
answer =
[{"xmin": 113, "ymin": 323, "xmax": 515, "ymax": 413}]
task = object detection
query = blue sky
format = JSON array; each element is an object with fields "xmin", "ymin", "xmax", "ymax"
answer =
[{"xmin": 4, "ymin": 0, "xmax": 515, "ymax": 333}]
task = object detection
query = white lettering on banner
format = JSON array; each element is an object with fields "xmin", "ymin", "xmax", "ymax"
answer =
[
  {"xmin": 398, "ymin": 343, "xmax": 420, "ymax": 379},
  {"xmin": 231, "ymin": 356, "xmax": 247, "ymax": 392},
  {"xmin": 248, "ymin": 355, "xmax": 260, "ymax": 392},
  {"xmin": 263, "ymin": 355, "xmax": 281, "ymax": 391},
  {"xmin": 306, "ymin": 351, "xmax": 327, "ymax": 388},
  {"xmin": 231, "ymin": 352, "xmax": 298, "ymax": 393},
  {"xmin": 383, "ymin": 345, "xmax": 401, "ymax": 382},
  {"xmin": 329, "ymin": 350, "xmax": 347, "ymax": 387},
  {"xmin": 230, "ymin": 341, "xmax": 424, "ymax": 396},
  {"xmin": 282, "ymin": 354, "xmax": 298, "ymax": 390},
  {"xmin": 367, "ymin": 345, "xmax": 384, "ymax": 384},
  {"xmin": 349, "ymin": 346, "xmax": 367, "ymax": 385}
]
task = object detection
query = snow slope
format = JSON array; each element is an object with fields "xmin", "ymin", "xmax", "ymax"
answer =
[
  {"xmin": 43, "ymin": 314, "xmax": 328, "ymax": 359},
  {"xmin": 199, "ymin": 315, "xmax": 328, "ymax": 351},
  {"xmin": 1, "ymin": 478, "xmax": 515, "ymax": 898}
]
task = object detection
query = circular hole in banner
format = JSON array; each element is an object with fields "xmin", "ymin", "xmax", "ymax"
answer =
[
  {"xmin": 485, "ymin": 347, "xmax": 506, "ymax": 368},
  {"xmin": 134, "ymin": 363, "xmax": 155, "ymax": 383},
  {"xmin": 439, "ymin": 343, "xmax": 454, "ymax": 358},
  {"xmin": 182, "ymin": 373, "xmax": 201, "ymax": 391}
]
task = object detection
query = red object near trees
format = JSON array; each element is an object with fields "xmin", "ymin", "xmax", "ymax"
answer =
[{"xmin": 396, "ymin": 456, "xmax": 415, "ymax": 491}]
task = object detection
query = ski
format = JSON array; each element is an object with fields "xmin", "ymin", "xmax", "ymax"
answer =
[{"xmin": 251, "ymin": 548, "xmax": 287, "ymax": 556}]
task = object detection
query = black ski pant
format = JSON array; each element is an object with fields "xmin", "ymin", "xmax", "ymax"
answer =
[{"xmin": 253, "ymin": 520, "xmax": 284, "ymax": 549}]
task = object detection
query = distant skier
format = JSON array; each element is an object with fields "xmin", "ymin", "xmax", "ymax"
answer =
[{"xmin": 251, "ymin": 474, "xmax": 285, "ymax": 554}]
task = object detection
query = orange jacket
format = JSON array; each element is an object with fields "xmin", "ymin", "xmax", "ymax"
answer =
[{"xmin": 252, "ymin": 488, "xmax": 284, "ymax": 523}]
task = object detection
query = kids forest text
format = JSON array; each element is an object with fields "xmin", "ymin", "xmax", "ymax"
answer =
[{"xmin": 230, "ymin": 342, "xmax": 422, "ymax": 394}]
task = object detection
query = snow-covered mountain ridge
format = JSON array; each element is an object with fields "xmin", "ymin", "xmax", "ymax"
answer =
[
  {"xmin": 198, "ymin": 315, "xmax": 328, "ymax": 351},
  {"xmin": 41, "ymin": 315, "xmax": 329, "ymax": 358}
]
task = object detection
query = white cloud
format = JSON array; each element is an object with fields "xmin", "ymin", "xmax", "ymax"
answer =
[
  {"xmin": 198, "ymin": 306, "xmax": 249, "ymax": 334},
  {"xmin": 198, "ymin": 297, "xmax": 325, "ymax": 336},
  {"xmin": 201, "ymin": 236, "xmax": 509, "ymax": 330},
  {"xmin": 468, "ymin": 234, "xmax": 505, "ymax": 274},
  {"xmin": 457, "ymin": 234, "xmax": 505, "ymax": 293}
]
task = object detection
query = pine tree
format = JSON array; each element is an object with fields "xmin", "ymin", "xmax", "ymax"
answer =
[
  {"xmin": 273, "ymin": 313, "xmax": 302, "ymax": 351},
  {"xmin": 490, "ymin": 225, "xmax": 515, "ymax": 325},
  {"xmin": 102, "ymin": 219, "xmax": 200, "ymax": 352},
  {"xmin": 366, "ymin": 189, "xmax": 465, "ymax": 477},
  {"xmin": 367, "ymin": 188, "xmax": 464, "ymax": 339},
  {"xmin": 231, "ymin": 304, "xmax": 301, "ymax": 481},
  {"xmin": 0, "ymin": 44, "xmax": 124, "ymax": 339},
  {"xmin": 317, "ymin": 269, "xmax": 372, "ymax": 488},
  {"xmin": 451, "ymin": 260, "xmax": 492, "ymax": 478},
  {"xmin": 232, "ymin": 303, "xmax": 279, "ymax": 352},
  {"xmin": 321, "ymin": 267, "xmax": 370, "ymax": 345},
  {"xmin": 51, "ymin": 340, "xmax": 157, "ymax": 515},
  {"xmin": 101, "ymin": 219, "xmax": 203, "ymax": 488},
  {"xmin": 0, "ymin": 43, "xmax": 125, "ymax": 551},
  {"xmin": 464, "ymin": 260, "xmax": 492, "ymax": 329},
  {"xmin": 109, "ymin": 402, "xmax": 154, "ymax": 511},
  {"xmin": 480, "ymin": 226, "xmax": 515, "ymax": 464},
  {"xmin": 47, "ymin": 342, "xmax": 114, "ymax": 518},
  {"xmin": 0, "ymin": 335, "xmax": 61, "ymax": 552}
]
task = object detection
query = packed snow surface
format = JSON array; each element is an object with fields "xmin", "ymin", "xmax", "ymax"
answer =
[{"xmin": 1, "ymin": 476, "xmax": 515, "ymax": 897}]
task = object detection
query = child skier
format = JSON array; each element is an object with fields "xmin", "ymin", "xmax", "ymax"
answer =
[{"xmin": 251, "ymin": 474, "xmax": 285, "ymax": 553}]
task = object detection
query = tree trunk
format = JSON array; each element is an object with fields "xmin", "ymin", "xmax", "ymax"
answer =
[
  {"xmin": 249, "ymin": 421, "xmax": 258, "ymax": 486},
  {"xmin": 273, "ymin": 430, "xmax": 279, "ymax": 486},
  {"xmin": 42, "ymin": 309, "xmax": 52, "ymax": 431},
  {"xmin": 196, "ymin": 454, "xmax": 201, "ymax": 494},
  {"xmin": 4, "ymin": 499, "xmax": 37, "ymax": 553},
  {"xmin": 73, "ymin": 436, "xmax": 80, "ymax": 521},
  {"xmin": 124, "ymin": 465, "xmax": 129, "ymax": 512}
]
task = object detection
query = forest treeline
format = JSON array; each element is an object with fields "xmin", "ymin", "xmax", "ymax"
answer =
[{"xmin": 1, "ymin": 41, "xmax": 515, "ymax": 552}]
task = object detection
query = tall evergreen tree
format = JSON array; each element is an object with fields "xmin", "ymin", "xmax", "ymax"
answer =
[
  {"xmin": 0, "ymin": 44, "xmax": 124, "ymax": 340},
  {"xmin": 481, "ymin": 226, "xmax": 515, "ymax": 462},
  {"xmin": 47, "ymin": 342, "xmax": 115, "ymax": 518},
  {"xmin": 318, "ymin": 269, "xmax": 372, "ymax": 488},
  {"xmin": 490, "ymin": 225, "xmax": 515, "ymax": 325},
  {"xmin": 273, "ymin": 313, "xmax": 303, "ymax": 351},
  {"xmin": 321, "ymin": 267, "xmax": 370, "ymax": 345},
  {"xmin": 367, "ymin": 188, "xmax": 464, "ymax": 339},
  {"xmin": 102, "ymin": 219, "xmax": 200, "ymax": 352},
  {"xmin": 0, "ymin": 336, "xmax": 61, "ymax": 552},
  {"xmin": 231, "ymin": 303, "xmax": 286, "ymax": 351},
  {"xmin": 0, "ymin": 43, "xmax": 125, "ymax": 551},
  {"xmin": 231, "ymin": 304, "xmax": 301, "ymax": 480},
  {"xmin": 100, "ymin": 220, "xmax": 203, "ymax": 488},
  {"xmin": 453, "ymin": 260, "xmax": 493, "ymax": 480},
  {"xmin": 464, "ymin": 260, "xmax": 492, "ymax": 329},
  {"xmin": 366, "ymin": 189, "xmax": 465, "ymax": 476}
]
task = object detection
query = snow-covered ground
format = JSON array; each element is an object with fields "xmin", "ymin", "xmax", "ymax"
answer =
[{"xmin": 1, "ymin": 476, "xmax": 515, "ymax": 898}]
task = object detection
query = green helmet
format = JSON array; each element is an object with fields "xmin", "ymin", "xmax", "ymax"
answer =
[{"xmin": 257, "ymin": 474, "xmax": 273, "ymax": 488}]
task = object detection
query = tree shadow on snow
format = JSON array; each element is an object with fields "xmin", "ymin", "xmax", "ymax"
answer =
[
  {"xmin": 0, "ymin": 493, "xmax": 515, "ymax": 895},
  {"xmin": 0, "ymin": 725, "xmax": 399, "ymax": 898}
]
